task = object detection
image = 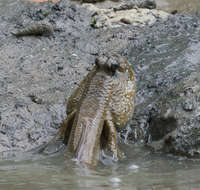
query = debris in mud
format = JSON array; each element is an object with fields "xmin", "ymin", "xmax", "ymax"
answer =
[
  {"xmin": 120, "ymin": 18, "xmax": 131, "ymax": 24},
  {"xmin": 85, "ymin": 3, "xmax": 169, "ymax": 28}
]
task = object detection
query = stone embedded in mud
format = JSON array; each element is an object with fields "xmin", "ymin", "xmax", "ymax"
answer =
[
  {"xmin": 120, "ymin": 18, "xmax": 131, "ymax": 24},
  {"xmin": 83, "ymin": 3, "xmax": 169, "ymax": 28}
]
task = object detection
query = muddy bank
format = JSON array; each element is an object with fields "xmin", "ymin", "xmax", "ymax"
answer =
[
  {"xmin": 0, "ymin": 0, "xmax": 200, "ymax": 158},
  {"xmin": 123, "ymin": 13, "xmax": 200, "ymax": 157}
]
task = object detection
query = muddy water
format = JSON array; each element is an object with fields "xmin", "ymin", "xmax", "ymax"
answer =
[
  {"xmin": 1, "ymin": 1, "xmax": 200, "ymax": 190},
  {"xmin": 156, "ymin": 0, "xmax": 200, "ymax": 13},
  {"xmin": 1, "ymin": 144, "xmax": 200, "ymax": 190}
]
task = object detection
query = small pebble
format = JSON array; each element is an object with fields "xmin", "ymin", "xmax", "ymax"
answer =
[{"xmin": 120, "ymin": 18, "xmax": 131, "ymax": 24}]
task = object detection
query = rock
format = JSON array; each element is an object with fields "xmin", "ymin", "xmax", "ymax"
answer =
[
  {"xmin": 120, "ymin": 18, "xmax": 131, "ymax": 24},
  {"xmin": 84, "ymin": 3, "xmax": 169, "ymax": 28}
]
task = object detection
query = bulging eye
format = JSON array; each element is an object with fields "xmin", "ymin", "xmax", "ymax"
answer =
[
  {"xmin": 111, "ymin": 62, "xmax": 119, "ymax": 72},
  {"xmin": 113, "ymin": 63, "xmax": 119, "ymax": 69},
  {"xmin": 112, "ymin": 54, "xmax": 127, "ymax": 73},
  {"xmin": 95, "ymin": 57, "xmax": 101, "ymax": 68},
  {"xmin": 110, "ymin": 62, "xmax": 118, "ymax": 76},
  {"xmin": 95, "ymin": 56, "xmax": 108, "ymax": 69}
]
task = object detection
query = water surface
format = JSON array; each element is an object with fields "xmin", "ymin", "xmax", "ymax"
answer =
[{"xmin": 1, "ymin": 144, "xmax": 200, "ymax": 190}]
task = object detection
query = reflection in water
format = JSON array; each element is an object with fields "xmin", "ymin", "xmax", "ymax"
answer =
[{"xmin": 156, "ymin": 0, "xmax": 200, "ymax": 13}]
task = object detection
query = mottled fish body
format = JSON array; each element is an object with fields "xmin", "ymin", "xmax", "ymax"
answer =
[{"xmin": 12, "ymin": 22, "xmax": 53, "ymax": 37}]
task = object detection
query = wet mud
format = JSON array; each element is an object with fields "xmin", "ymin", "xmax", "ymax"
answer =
[{"xmin": 0, "ymin": 0, "xmax": 200, "ymax": 158}]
